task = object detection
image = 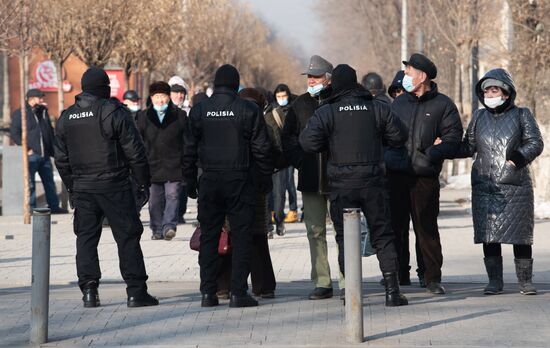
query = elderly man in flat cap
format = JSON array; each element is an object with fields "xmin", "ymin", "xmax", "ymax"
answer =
[
  {"xmin": 282, "ymin": 55, "xmax": 342, "ymax": 300},
  {"xmin": 384, "ymin": 53, "xmax": 463, "ymax": 295}
]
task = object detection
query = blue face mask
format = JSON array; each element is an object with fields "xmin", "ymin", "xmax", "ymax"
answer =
[
  {"xmin": 153, "ymin": 104, "xmax": 168, "ymax": 112},
  {"xmin": 307, "ymin": 83, "xmax": 324, "ymax": 96},
  {"xmin": 277, "ymin": 98, "xmax": 289, "ymax": 106},
  {"xmin": 402, "ymin": 74, "xmax": 416, "ymax": 92}
]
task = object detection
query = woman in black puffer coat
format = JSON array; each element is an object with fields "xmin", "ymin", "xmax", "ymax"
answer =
[{"xmin": 452, "ymin": 68, "xmax": 543, "ymax": 295}]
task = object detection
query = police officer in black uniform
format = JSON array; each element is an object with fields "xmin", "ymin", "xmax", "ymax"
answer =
[
  {"xmin": 183, "ymin": 64, "xmax": 273, "ymax": 308},
  {"xmin": 300, "ymin": 64, "xmax": 408, "ymax": 306},
  {"xmin": 54, "ymin": 67, "xmax": 158, "ymax": 308}
]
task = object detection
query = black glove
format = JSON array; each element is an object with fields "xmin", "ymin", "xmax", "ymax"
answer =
[
  {"xmin": 187, "ymin": 181, "xmax": 198, "ymax": 199},
  {"xmin": 136, "ymin": 185, "xmax": 150, "ymax": 208}
]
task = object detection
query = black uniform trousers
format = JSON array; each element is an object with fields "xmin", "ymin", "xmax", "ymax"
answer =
[
  {"xmin": 329, "ymin": 179, "xmax": 399, "ymax": 276},
  {"xmin": 73, "ymin": 189, "xmax": 148, "ymax": 297},
  {"xmin": 387, "ymin": 171, "xmax": 442, "ymax": 284},
  {"xmin": 198, "ymin": 171, "xmax": 255, "ymax": 296}
]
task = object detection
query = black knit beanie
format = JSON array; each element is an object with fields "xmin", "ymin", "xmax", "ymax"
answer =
[
  {"xmin": 149, "ymin": 81, "xmax": 171, "ymax": 96},
  {"xmin": 81, "ymin": 67, "xmax": 111, "ymax": 99},
  {"xmin": 331, "ymin": 64, "xmax": 358, "ymax": 95},
  {"xmin": 214, "ymin": 64, "xmax": 240, "ymax": 91}
]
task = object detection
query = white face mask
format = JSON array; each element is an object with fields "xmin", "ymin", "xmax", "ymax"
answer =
[
  {"xmin": 128, "ymin": 105, "xmax": 140, "ymax": 112},
  {"xmin": 277, "ymin": 98, "xmax": 288, "ymax": 106},
  {"xmin": 484, "ymin": 96, "xmax": 505, "ymax": 109}
]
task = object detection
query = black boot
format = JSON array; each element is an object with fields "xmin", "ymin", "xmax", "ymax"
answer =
[
  {"xmin": 127, "ymin": 292, "xmax": 159, "ymax": 307},
  {"xmin": 276, "ymin": 221, "xmax": 286, "ymax": 236},
  {"xmin": 201, "ymin": 293, "xmax": 220, "ymax": 307},
  {"xmin": 81, "ymin": 281, "xmax": 100, "ymax": 308},
  {"xmin": 383, "ymin": 272, "xmax": 408, "ymax": 307},
  {"xmin": 229, "ymin": 293, "xmax": 258, "ymax": 308},
  {"xmin": 515, "ymin": 258, "xmax": 537, "ymax": 295},
  {"xmin": 483, "ymin": 256, "xmax": 503, "ymax": 295}
]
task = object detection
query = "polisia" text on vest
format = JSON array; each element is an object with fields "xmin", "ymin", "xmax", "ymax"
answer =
[
  {"xmin": 339, "ymin": 105, "xmax": 369, "ymax": 112},
  {"xmin": 206, "ymin": 110, "xmax": 235, "ymax": 117},
  {"xmin": 68, "ymin": 111, "xmax": 94, "ymax": 120}
]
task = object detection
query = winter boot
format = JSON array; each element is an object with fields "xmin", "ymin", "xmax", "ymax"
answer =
[
  {"xmin": 383, "ymin": 272, "xmax": 408, "ymax": 306},
  {"xmin": 514, "ymin": 258, "xmax": 537, "ymax": 295},
  {"xmin": 483, "ymin": 256, "xmax": 503, "ymax": 295}
]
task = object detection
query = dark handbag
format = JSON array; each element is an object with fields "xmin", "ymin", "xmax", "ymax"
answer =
[{"xmin": 189, "ymin": 226, "xmax": 231, "ymax": 255}]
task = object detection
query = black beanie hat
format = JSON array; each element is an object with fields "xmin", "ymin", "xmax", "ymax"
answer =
[
  {"xmin": 331, "ymin": 64, "xmax": 358, "ymax": 94},
  {"xmin": 81, "ymin": 67, "xmax": 111, "ymax": 99},
  {"xmin": 214, "ymin": 64, "xmax": 240, "ymax": 91},
  {"xmin": 149, "ymin": 81, "xmax": 171, "ymax": 96}
]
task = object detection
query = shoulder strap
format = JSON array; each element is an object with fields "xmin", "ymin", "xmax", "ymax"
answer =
[{"xmin": 272, "ymin": 108, "xmax": 284, "ymax": 129}]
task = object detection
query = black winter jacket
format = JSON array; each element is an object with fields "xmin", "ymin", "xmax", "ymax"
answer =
[
  {"xmin": 54, "ymin": 93, "xmax": 150, "ymax": 193},
  {"xmin": 10, "ymin": 104, "xmax": 55, "ymax": 157},
  {"xmin": 281, "ymin": 87, "xmax": 332, "ymax": 193},
  {"xmin": 137, "ymin": 103, "xmax": 187, "ymax": 183},
  {"xmin": 384, "ymin": 82, "xmax": 463, "ymax": 177},
  {"xmin": 300, "ymin": 89, "xmax": 406, "ymax": 189},
  {"xmin": 183, "ymin": 87, "xmax": 273, "ymax": 184}
]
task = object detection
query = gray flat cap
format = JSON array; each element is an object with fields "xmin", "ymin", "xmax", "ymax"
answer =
[{"xmin": 301, "ymin": 55, "xmax": 333, "ymax": 76}]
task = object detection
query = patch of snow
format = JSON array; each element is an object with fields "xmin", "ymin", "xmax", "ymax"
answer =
[
  {"xmin": 445, "ymin": 174, "xmax": 471, "ymax": 190},
  {"xmin": 535, "ymin": 201, "xmax": 550, "ymax": 219}
]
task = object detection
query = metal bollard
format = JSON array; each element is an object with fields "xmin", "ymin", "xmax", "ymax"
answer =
[
  {"xmin": 343, "ymin": 208, "xmax": 364, "ymax": 343},
  {"xmin": 30, "ymin": 208, "xmax": 51, "ymax": 345}
]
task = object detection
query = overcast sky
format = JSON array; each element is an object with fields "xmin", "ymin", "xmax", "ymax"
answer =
[{"xmin": 242, "ymin": 0, "xmax": 321, "ymax": 60}]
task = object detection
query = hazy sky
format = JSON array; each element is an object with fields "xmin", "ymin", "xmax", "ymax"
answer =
[{"xmin": 242, "ymin": 0, "xmax": 321, "ymax": 61}]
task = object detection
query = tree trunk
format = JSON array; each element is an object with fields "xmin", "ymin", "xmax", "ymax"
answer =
[
  {"xmin": 19, "ymin": 54, "xmax": 31, "ymax": 224},
  {"xmin": 56, "ymin": 60, "xmax": 64, "ymax": 118},
  {"xmin": 2, "ymin": 53, "xmax": 10, "ymax": 146}
]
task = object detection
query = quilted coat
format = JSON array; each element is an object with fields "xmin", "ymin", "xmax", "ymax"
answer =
[{"xmin": 457, "ymin": 69, "xmax": 543, "ymax": 245}]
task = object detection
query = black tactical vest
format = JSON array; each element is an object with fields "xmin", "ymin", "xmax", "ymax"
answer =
[
  {"xmin": 61, "ymin": 99, "xmax": 127, "ymax": 179},
  {"xmin": 199, "ymin": 100, "xmax": 250, "ymax": 171},
  {"xmin": 329, "ymin": 99, "xmax": 382, "ymax": 166}
]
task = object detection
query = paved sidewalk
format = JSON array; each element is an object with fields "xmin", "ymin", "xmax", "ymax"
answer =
[{"xmin": 1, "ymin": 188, "xmax": 550, "ymax": 347}]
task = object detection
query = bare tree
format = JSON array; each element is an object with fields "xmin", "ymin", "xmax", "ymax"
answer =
[
  {"xmin": 180, "ymin": 0, "xmax": 301, "ymax": 92},
  {"xmin": 0, "ymin": 0, "xmax": 19, "ymax": 144},
  {"xmin": 509, "ymin": 0, "xmax": 550, "ymax": 120},
  {"xmin": 34, "ymin": 0, "xmax": 76, "ymax": 117},
  {"xmin": 72, "ymin": 0, "xmax": 128, "ymax": 67},
  {"xmin": 8, "ymin": 0, "xmax": 36, "ymax": 224}
]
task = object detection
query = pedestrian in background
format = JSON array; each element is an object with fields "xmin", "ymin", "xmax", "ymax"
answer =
[
  {"xmin": 362, "ymin": 72, "xmax": 391, "ymax": 103},
  {"xmin": 10, "ymin": 89, "xmax": 67, "ymax": 214},
  {"xmin": 137, "ymin": 81, "xmax": 187, "ymax": 241}
]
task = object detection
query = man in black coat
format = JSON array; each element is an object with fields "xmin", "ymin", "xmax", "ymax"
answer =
[
  {"xmin": 10, "ymin": 89, "xmax": 66, "ymax": 213},
  {"xmin": 54, "ymin": 67, "xmax": 157, "ymax": 308},
  {"xmin": 183, "ymin": 64, "xmax": 273, "ymax": 308},
  {"xmin": 384, "ymin": 53, "xmax": 463, "ymax": 294},
  {"xmin": 137, "ymin": 81, "xmax": 187, "ymax": 241},
  {"xmin": 300, "ymin": 64, "xmax": 408, "ymax": 306},
  {"xmin": 281, "ymin": 55, "xmax": 338, "ymax": 300}
]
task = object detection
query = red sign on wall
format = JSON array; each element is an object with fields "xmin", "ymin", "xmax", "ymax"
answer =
[
  {"xmin": 28, "ymin": 60, "xmax": 72, "ymax": 92},
  {"xmin": 105, "ymin": 69, "xmax": 125, "ymax": 101}
]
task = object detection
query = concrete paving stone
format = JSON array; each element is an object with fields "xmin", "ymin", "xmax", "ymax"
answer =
[{"xmin": 2, "ymin": 188, "xmax": 550, "ymax": 347}]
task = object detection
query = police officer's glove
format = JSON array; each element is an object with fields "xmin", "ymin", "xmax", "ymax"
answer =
[
  {"xmin": 257, "ymin": 175, "xmax": 273, "ymax": 194},
  {"xmin": 136, "ymin": 185, "xmax": 150, "ymax": 208},
  {"xmin": 187, "ymin": 181, "xmax": 198, "ymax": 199}
]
